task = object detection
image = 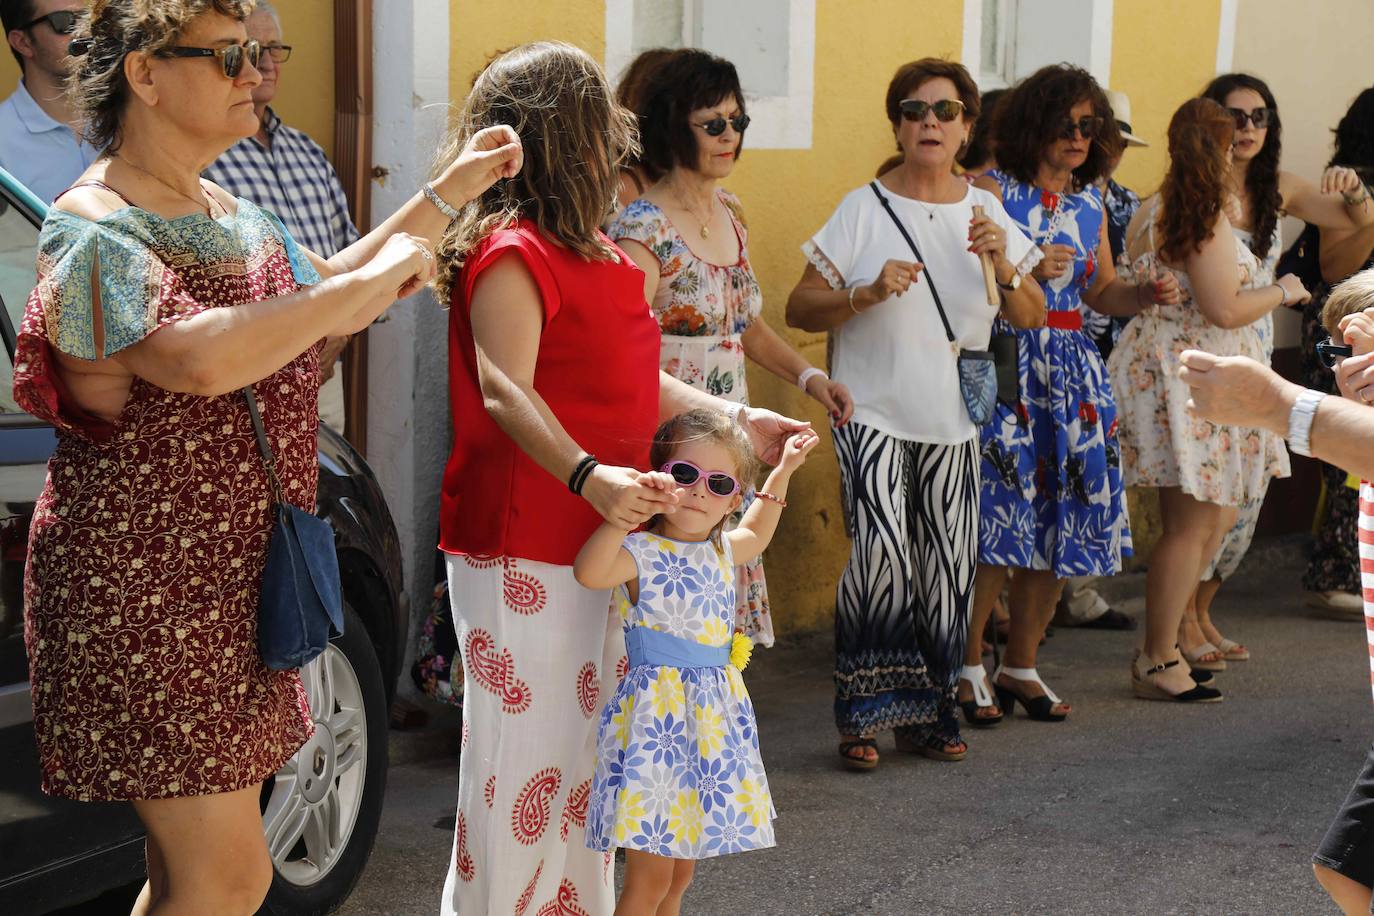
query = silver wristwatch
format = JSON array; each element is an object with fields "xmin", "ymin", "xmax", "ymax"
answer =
[
  {"xmin": 1286, "ymin": 389, "xmax": 1325, "ymax": 457},
  {"xmin": 423, "ymin": 183, "xmax": 460, "ymax": 221}
]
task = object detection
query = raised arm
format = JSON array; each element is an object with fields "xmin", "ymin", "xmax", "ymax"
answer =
[
  {"xmin": 108, "ymin": 232, "xmax": 432, "ymax": 399},
  {"xmin": 1282, "ymin": 167, "xmax": 1374, "ymax": 232},
  {"xmin": 573, "ymin": 523, "xmax": 638, "ymax": 590},
  {"xmin": 727, "ymin": 432, "xmax": 818, "ymax": 566},
  {"xmin": 318, "ymin": 126, "xmax": 523, "ymax": 277}
]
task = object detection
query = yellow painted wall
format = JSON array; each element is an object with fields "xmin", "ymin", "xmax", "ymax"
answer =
[
  {"xmin": 0, "ymin": 1, "xmax": 335, "ymax": 157},
  {"xmin": 1109, "ymin": 0, "xmax": 1223, "ymax": 196},
  {"xmin": 446, "ymin": 0, "xmax": 1224, "ymax": 634}
]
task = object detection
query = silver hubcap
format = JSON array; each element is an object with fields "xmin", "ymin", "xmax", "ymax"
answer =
[{"xmin": 262, "ymin": 645, "xmax": 368, "ymax": 886}]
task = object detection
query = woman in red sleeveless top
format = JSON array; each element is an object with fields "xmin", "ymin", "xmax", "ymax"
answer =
[{"xmin": 431, "ymin": 42, "xmax": 809, "ymax": 916}]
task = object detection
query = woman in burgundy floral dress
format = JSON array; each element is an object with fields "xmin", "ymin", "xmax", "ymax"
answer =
[{"xmin": 14, "ymin": 3, "xmax": 519, "ymax": 913}]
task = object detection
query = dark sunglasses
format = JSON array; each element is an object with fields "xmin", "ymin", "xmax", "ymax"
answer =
[
  {"xmin": 1317, "ymin": 337, "xmax": 1353, "ymax": 369},
  {"xmin": 21, "ymin": 9, "xmax": 79, "ymax": 35},
  {"xmin": 1228, "ymin": 107, "xmax": 1273, "ymax": 129},
  {"xmin": 156, "ymin": 39, "xmax": 262, "ymax": 79},
  {"xmin": 1059, "ymin": 115, "xmax": 1104, "ymax": 140},
  {"xmin": 693, "ymin": 114, "xmax": 750, "ymax": 137},
  {"xmin": 660, "ymin": 460, "xmax": 741, "ymax": 498},
  {"xmin": 899, "ymin": 98, "xmax": 966, "ymax": 123}
]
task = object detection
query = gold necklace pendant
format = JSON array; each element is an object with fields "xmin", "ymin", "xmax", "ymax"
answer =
[{"xmin": 700, "ymin": 224, "xmax": 710, "ymax": 239}]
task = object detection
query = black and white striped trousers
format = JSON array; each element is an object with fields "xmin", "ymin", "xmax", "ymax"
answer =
[{"xmin": 832, "ymin": 422, "xmax": 978, "ymax": 737}]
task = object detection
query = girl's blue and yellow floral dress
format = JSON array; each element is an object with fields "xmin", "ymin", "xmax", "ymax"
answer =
[
  {"xmin": 586, "ymin": 532, "xmax": 776, "ymax": 860},
  {"xmin": 978, "ymin": 171, "xmax": 1132, "ymax": 576}
]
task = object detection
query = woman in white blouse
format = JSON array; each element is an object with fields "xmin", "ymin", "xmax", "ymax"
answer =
[{"xmin": 787, "ymin": 58, "xmax": 1044, "ymax": 770}]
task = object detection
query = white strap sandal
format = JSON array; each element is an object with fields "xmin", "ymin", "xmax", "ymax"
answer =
[
  {"xmin": 958, "ymin": 663, "xmax": 1004, "ymax": 726},
  {"xmin": 993, "ymin": 665, "xmax": 1068, "ymax": 721}
]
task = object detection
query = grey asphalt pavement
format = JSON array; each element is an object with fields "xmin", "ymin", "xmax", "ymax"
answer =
[{"xmin": 341, "ymin": 537, "xmax": 1369, "ymax": 915}]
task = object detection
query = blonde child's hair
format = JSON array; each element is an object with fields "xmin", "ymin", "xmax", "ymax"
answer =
[
  {"xmin": 1322, "ymin": 266, "xmax": 1374, "ymax": 339},
  {"xmin": 647, "ymin": 409, "xmax": 758, "ymax": 548}
]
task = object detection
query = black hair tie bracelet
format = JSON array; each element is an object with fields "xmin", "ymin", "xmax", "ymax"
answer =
[{"xmin": 569, "ymin": 455, "xmax": 599, "ymax": 495}]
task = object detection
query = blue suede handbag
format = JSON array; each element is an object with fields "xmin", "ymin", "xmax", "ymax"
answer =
[
  {"xmin": 245, "ymin": 385, "xmax": 344, "ymax": 670},
  {"xmin": 869, "ymin": 182, "xmax": 1016, "ymax": 425}
]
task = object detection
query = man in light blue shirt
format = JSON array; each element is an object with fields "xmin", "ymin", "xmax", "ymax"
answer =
[{"xmin": 0, "ymin": 1, "xmax": 100, "ymax": 202}]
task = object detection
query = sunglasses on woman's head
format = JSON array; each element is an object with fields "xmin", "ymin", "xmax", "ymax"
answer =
[
  {"xmin": 1317, "ymin": 337, "xmax": 1353, "ymax": 369},
  {"xmin": 1058, "ymin": 115, "xmax": 1104, "ymax": 140},
  {"xmin": 156, "ymin": 39, "xmax": 262, "ymax": 79},
  {"xmin": 1228, "ymin": 107, "xmax": 1273, "ymax": 129},
  {"xmin": 693, "ymin": 114, "xmax": 750, "ymax": 136},
  {"xmin": 899, "ymin": 99, "xmax": 966, "ymax": 123},
  {"xmin": 660, "ymin": 460, "xmax": 740, "ymax": 497},
  {"xmin": 20, "ymin": 9, "xmax": 78, "ymax": 35}
]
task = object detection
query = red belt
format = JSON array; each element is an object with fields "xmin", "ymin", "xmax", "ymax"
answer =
[{"xmin": 1046, "ymin": 310, "xmax": 1083, "ymax": 331}]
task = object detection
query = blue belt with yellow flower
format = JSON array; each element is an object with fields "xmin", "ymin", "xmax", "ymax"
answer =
[{"xmin": 624, "ymin": 627, "xmax": 753, "ymax": 671}]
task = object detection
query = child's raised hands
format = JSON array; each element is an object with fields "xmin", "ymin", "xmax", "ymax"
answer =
[{"xmin": 777, "ymin": 430, "xmax": 820, "ymax": 473}]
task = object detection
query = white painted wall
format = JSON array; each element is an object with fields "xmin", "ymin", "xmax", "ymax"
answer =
[{"xmin": 368, "ymin": 0, "xmax": 452, "ymax": 696}]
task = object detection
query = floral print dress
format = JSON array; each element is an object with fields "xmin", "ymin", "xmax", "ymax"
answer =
[
  {"xmin": 586, "ymin": 532, "xmax": 775, "ymax": 859},
  {"xmin": 978, "ymin": 173, "xmax": 1133, "ymax": 576},
  {"xmin": 14, "ymin": 196, "xmax": 318, "ymax": 801},
  {"xmin": 610, "ymin": 191, "xmax": 776, "ymax": 646},
  {"xmin": 1108, "ymin": 200, "xmax": 1289, "ymax": 507}
]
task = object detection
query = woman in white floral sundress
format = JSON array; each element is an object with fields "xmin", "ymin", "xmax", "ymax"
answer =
[
  {"xmin": 611, "ymin": 49, "xmax": 854, "ymax": 649},
  {"xmin": 1108, "ymin": 98, "xmax": 1305, "ymax": 703}
]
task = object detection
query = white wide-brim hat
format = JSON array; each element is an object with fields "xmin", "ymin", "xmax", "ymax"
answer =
[{"xmin": 1105, "ymin": 89, "xmax": 1148, "ymax": 148}]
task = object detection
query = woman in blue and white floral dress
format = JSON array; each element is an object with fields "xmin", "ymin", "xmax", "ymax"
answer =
[
  {"xmin": 575, "ymin": 410, "xmax": 817, "ymax": 914},
  {"xmin": 964, "ymin": 65, "xmax": 1179, "ymax": 720}
]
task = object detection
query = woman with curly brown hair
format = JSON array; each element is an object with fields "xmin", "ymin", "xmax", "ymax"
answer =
[
  {"xmin": 433, "ymin": 41, "xmax": 807, "ymax": 914},
  {"xmin": 1109, "ymin": 97, "xmax": 1308, "ymax": 702},
  {"xmin": 14, "ymin": 2, "xmax": 520, "ymax": 912},
  {"xmin": 1185, "ymin": 74, "xmax": 1374, "ymax": 665},
  {"xmin": 969, "ymin": 64, "xmax": 1175, "ymax": 721}
]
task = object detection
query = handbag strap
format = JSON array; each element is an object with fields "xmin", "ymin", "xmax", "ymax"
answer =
[
  {"xmin": 243, "ymin": 385, "xmax": 285, "ymax": 505},
  {"xmin": 869, "ymin": 181, "xmax": 957, "ymax": 346}
]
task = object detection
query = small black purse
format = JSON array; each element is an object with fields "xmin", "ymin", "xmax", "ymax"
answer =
[
  {"xmin": 869, "ymin": 182, "xmax": 1018, "ymax": 423},
  {"xmin": 245, "ymin": 385, "xmax": 344, "ymax": 670}
]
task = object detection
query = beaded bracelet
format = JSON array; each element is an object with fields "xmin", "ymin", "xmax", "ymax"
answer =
[{"xmin": 755, "ymin": 491, "xmax": 787, "ymax": 508}]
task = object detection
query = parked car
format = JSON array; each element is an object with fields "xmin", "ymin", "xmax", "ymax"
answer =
[{"xmin": 0, "ymin": 167, "xmax": 408, "ymax": 916}]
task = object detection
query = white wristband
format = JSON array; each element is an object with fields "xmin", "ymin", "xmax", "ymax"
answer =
[
  {"xmin": 724, "ymin": 402, "xmax": 745, "ymax": 425},
  {"xmin": 797, "ymin": 367, "xmax": 828, "ymax": 394},
  {"xmin": 1286, "ymin": 389, "xmax": 1325, "ymax": 457}
]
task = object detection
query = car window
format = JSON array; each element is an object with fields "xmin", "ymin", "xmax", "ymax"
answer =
[
  {"xmin": 0, "ymin": 196, "xmax": 38, "ymax": 414},
  {"xmin": 0, "ymin": 196, "xmax": 36, "ymax": 340}
]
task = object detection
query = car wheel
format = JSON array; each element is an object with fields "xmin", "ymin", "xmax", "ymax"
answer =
[{"xmin": 260, "ymin": 601, "xmax": 389, "ymax": 915}]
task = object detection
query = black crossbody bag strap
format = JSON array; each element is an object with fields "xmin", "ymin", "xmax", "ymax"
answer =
[{"xmin": 869, "ymin": 181, "xmax": 957, "ymax": 346}]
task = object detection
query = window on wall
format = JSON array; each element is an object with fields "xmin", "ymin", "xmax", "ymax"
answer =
[
  {"xmin": 964, "ymin": 0, "xmax": 1114, "ymax": 90},
  {"xmin": 605, "ymin": 0, "xmax": 816, "ymax": 149}
]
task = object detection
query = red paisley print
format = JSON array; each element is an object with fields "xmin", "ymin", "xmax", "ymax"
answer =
[
  {"xmin": 536, "ymin": 879, "xmax": 591, "ymax": 916},
  {"xmin": 484, "ymin": 774, "xmax": 496, "ymax": 809},
  {"xmin": 463, "ymin": 554, "xmax": 502, "ymax": 569},
  {"xmin": 616, "ymin": 655, "xmax": 629, "ymax": 680},
  {"xmin": 455, "ymin": 811, "xmax": 475, "ymax": 882},
  {"xmin": 575, "ymin": 662, "xmax": 599, "ymax": 719},
  {"xmin": 13, "ymin": 202, "xmax": 316, "ymax": 801},
  {"xmin": 515, "ymin": 860, "xmax": 544, "ymax": 916},
  {"xmin": 464, "ymin": 628, "xmax": 533, "ymax": 714},
  {"xmin": 511, "ymin": 767, "xmax": 562, "ymax": 846},
  {"xmin": 560, "ymin": 779, "xmax": 591, "ymax": 841},
  {"xmin": 503, "ymin": 562, "xmax": 548, "ymax": 615}
]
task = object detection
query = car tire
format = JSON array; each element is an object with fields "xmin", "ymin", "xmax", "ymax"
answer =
[{"xmin": 260, "ymin": 601, "xmax": 389, "ymax": 916}]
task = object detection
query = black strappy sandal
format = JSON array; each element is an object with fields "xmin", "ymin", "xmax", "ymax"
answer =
[
  {"xmin": 838, "ymin": 737, "xmax": 879, "ymax": 771},
  {"xmin": 1132, "ymin": 657, "xmax": 1223, "ymax": 703}
]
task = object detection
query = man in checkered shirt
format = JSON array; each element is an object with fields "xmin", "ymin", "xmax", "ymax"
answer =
[{"xmin": 203, "ymin": 0, "xmax": 357, "ymax": 434}]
